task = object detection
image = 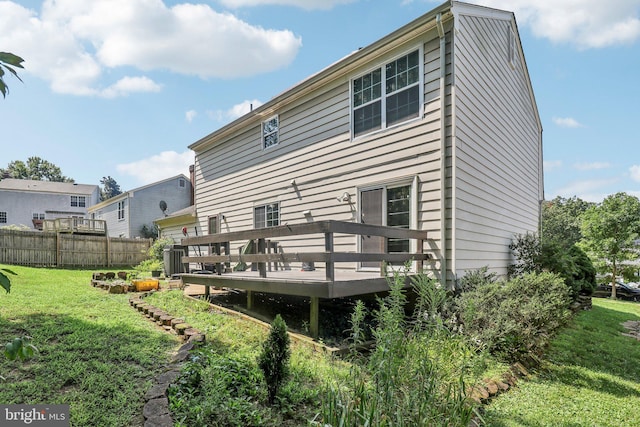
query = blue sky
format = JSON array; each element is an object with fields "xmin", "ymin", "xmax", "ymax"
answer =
[{"xmin": 1, "ymin": 0, "xmax": 639, "ymax": 202}]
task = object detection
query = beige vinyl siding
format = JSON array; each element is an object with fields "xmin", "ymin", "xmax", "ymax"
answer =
[
  {"xmin": 193, "ymin": 32, "xmax": 445, "ymax": 271},
  {"xmin": 452, "ymin": 12, "xmax": 541, "ymax": 277}
]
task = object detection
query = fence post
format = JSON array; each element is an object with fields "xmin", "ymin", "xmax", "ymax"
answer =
[
  {"xmin": 56, "ymin": 233, "xmax": 61, "ymax": 267},
  {"xmin": 324, "ymin": 232, "xmax": 334, "ymax": 282}
]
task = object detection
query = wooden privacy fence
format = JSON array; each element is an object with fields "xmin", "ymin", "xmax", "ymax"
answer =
[{"xmin": 0, "ymin": 229, "xmax": 151, "ymax": 268}]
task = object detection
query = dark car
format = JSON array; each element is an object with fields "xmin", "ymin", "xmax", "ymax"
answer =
[{"xmin": 593, "ymin": 282, "xmax": 640, "ymax": 301}]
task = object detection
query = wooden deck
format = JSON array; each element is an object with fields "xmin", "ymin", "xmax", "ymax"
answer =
[
  {"xmin": 179, "ymin": 220, "xmax": 432, "ymax": 337},
  {"xmin": 42, "ymin": 218, "xmax": 107, "ymax": 235}
]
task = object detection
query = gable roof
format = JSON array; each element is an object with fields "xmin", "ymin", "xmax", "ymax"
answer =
[
  {"xmin": 88, "ymin": 174, "xmax": 190, "ymax": 211},
  {"xmin": 0, "ymin": 178, "xmax": 98, "ymax": 195}
]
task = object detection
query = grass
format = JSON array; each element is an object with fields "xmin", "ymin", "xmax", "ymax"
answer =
[
  {"xmin": 483, "ymin": 297, "xmax": 640, "ymax": 426},
  {"xmin": 145, "ymin": 290, "xmax": 350, "ymax": 426},
  {"xmin": 0, "ymin": 265, "xmax": 180, "ymax": 427}
]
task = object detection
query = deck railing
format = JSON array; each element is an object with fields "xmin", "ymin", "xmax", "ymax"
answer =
[
  {"xmin": 42, "ymin": 218, "xmax": 107, "ymax": 235},
  {"xmin": 180, "ymin": 220, "xmax": 430, "ymax": 282}
]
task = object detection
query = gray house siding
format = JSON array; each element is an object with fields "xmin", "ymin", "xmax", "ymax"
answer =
[
  {"xmin": 451, "ymin": 6, "xmax": 542, "ymax": 276},
  {"xmin": 0, "ymin": 179, "xmax": 99, "ymax": 229},
  {"xmin": 190, "ymin": 1, "xmax": 542, "ymax": 282},
  {"xmin": 90, "ymin": 175, "xmax": 192, "ymax": 238}
]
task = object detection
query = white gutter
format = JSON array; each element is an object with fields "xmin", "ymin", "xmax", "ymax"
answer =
[{"xmin": 436, "ymin": 12, "xmax": 448, "ymax": 286}]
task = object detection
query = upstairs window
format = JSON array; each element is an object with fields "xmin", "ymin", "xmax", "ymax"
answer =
[
  {"xmin": 352, "ymin": 49, "xmax": 422, "ymax": 138},
  {"xmin": 32, "ymin": 213, "xmax": 45, "ymax": 220},
  {"xmin": 117, "ymin": 201, "xmax": 125, "ymax": 220},
  {"xmin": 254, "ymin": 203, "xmax": 280, "ymax": 228},
  {"xmin": 71, "ymin": 195, "xmax": 86, "ymax": 207},
  {"xmin": 0, "ymin": 212, "xmax": 6, "ymax": 223},
  {"xmin": 179, "ymin": 179, "xmax": 186, "ymax": 188},
  {"xmin": 262, "ymin": 115, "xmax": 279, "ymax": 149}
]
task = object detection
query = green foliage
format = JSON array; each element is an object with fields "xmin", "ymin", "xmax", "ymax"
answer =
[
  {"xmin": 458, "ymin": 272, "xmax": 571, "ymax": 362},
  {"xmin": 0, "ymin": 267, "xmax": 15, "ymax": 294},
  {"xmin": 140, "ymin": 223, "xmax": 159, "ymax": 239},
  {"xmin": 258, "ymin": 314, "xmax": 291, "ymax": 405},
  {"xmin": 0, "ymin": 157, "xmax": 74, "ymax": 182},
  {"xmin": 134, "ymin": 258, "xmax": 163, "ymax": 274},
  {"xmin": 457, "ymin": 266, "xmax": 497, "ymax": 293},
  {"xmin": 541, "ymin": 196, "xmax": 593, "ymax": 248},
  {"xmin": 0, "ymin": 52, "xmax": 24, "ymax": 98},
  {"xmin": 484, "ymin": 298, "xmax": 640, "ymax": 426},
  {"xmin": 99, "ymin": 176, "xmax": 122, "ymax": 201},
  {"xmin": 317, "ymin": 272, "xmax": 475, "ymax": 426},
  {"xmin": 509, "ymin": 233, "xmax": 596, "ymax": 297},
  {"xmin": 169, "ymin": 350, "xmax": 266, "ymax": 427},
  {"xmin": 4, "ymin": 336, "xmax": 37, "ymax": 361},
  {"xmin": 580, "ymin": 192, "xmax": 640, "ymax": 298},
  {"xmin": 148, "ymin": 236, "xmax": 173, "ymax": 261}
]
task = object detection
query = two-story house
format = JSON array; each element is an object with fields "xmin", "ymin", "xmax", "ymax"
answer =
[
  {"xmin": 186, "ymin": 0, "xmax": 542, "ymax": 286},
  {"xmin": 0, "ymin": 178, "xmax": 100, "ymax": 230},
  {"xmin": 89, "ymin": 174, "xmax": 192, "ymax": 238}
]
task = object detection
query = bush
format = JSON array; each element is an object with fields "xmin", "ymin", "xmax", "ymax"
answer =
[
  {"xmin": 258, "ymin": 314, "xmax": 291, "ymax": 405},
  {"xmin": 148, "ymin": 237, "xmax": 173, "ymax": 261},
  {"xmin": 458, "ymin": 272, "xmax": 571, "ymax": 362},
  {"xmin": 509, "ymin": 233, "xmax": 596, "ymax": 298},
  {"xmin": 317, "ymin": 272, "xmax": 475, "ymax": 426}
]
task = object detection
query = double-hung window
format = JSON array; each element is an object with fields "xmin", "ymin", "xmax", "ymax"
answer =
[
  {"xmin": 117, "ymin": 201, "xmax": 125, "ymax": 220},
  {"xmin": 0, "ymin": 212, "xmax": 6, "ymax": 224},
  {"xmin": 352, "ymin": 49, "xmax": 421, "ymax": 138},
  {"xmin": 71, "ymin": 195, "xmax": 86, "ymax": 207},
  {"xmin": 262, "ymin": 115, "xmax": 279, "ymax": 149},
  {"xmin": 254, "ymin": 203, "xmax": 280, "ymax": 228}
]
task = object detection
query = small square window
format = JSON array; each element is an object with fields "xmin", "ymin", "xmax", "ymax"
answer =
[{"xmin": 254, "ymin": 203, "xmax": 280, "ymax": 228}]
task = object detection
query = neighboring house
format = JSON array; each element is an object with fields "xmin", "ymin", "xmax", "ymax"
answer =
[
  {"xmin": 89, "ymin": 174, "xmax": 192, "ymax": 238},
  {"xmin": 0, "ymin": 178, "xmax": 100, "ymax": 230},
  {"xmin": 188, "ymin": 0, "xmax": 543, "ymax": 283},
  {"xmin": 154, "ymin": 205, "xmax": 198, "ymax": 243}
]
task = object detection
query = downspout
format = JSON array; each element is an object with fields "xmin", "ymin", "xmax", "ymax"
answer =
[{"xmin": 436, "ymin": 13, "xmax": 448, "ymax": 286}]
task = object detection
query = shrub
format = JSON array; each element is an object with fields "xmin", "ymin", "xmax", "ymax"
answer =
[
  {"xmin": 258, "ymin": 314, "xmax": 291, "ymax": 405},
  {"xmin": 509, "ymin": 233, "xmax": 596, "ymax": 298},
  {"xmin": 317, "ymin": 272, "xmax": 475, "ymax": 426},
  {"xmin": 458, "ymin": 272, "xmax": 571, "ymax": 362},
  {"xmin": 148, "ymin": 237, "xmax": 173, "ymax": 261}
]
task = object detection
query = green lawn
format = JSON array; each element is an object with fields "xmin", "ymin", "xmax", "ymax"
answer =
[
  {"xmin": 483, "ymin": 298, "xmax": 640, "ymax": 426},
  {"xmin": 0, "ymin": 265, "xmax": 180, "ymax": 427}
]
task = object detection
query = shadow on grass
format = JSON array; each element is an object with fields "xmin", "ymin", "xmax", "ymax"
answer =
[{"xmin": 0, "ymin": 312, "xmax": 178, "ymax": 427}]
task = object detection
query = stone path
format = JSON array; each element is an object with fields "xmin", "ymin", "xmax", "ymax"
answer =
[
  {"xmin": 622, "ymin": 320, "xmax": 640, "ymax": 341},
  {"xmin": 129, "ymin": 292, "xmax": 206, "ymax": 427}
]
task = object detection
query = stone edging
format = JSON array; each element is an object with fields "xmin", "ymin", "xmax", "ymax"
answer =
[{"xmin": 129, "ymin": 292, "xmax": 206, "ymax": 427}]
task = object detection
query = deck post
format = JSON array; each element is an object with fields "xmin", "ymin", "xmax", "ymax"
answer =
[
  {"xmin": 257, "ymin": 238, "xmax": 267, "ymax": 278},
  {"xmin": 310, "ymin": 296, "xmax": 319, "ymax": 338},
  {"xmin": 324, "ymin": 232, "xmax": 334, "ymax": 282},
  {"xmin": 247, "ymin": 290, "xmax": 253, "ymax": 310},
  {"xmin": 204, "ymin": 285, "xmax": 210, "ymax": 298}
]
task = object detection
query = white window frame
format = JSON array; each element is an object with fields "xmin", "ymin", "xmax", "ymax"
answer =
[
  {"xmin": 357, "ymin": 177, "xmax": 418, "ymax": 271},
  {"xmin": 32, "ymin": 213, "xmax": 45, "ymax": 220},
  {"xmin": 262, "ymin": 115, "xmax": 279, "ymax": 150},
  {"xmin": 351, "ymin": 47, "xmax": 423, "ymax": 139},
  {"xmin": 117, "ymin": 201, "xmax": 125, "ymax": 221},
  {"xmin": 71, "ymin": 195, "xmax": 86, "ymax": 207},
  {"xmin": 253, "ymin": 202, "xmax": 280, "ymax": 228},
  {"xmin": 0, "ymin": 212, "xmax": 6, "ymax": 223}
]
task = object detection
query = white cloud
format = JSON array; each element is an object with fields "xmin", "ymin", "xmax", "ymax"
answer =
[
  {"xmin": 630, "ymin": 165, "xmax": 640, "ymax": 182},
  {"xmin": 0, "ymin": 0, "xmax": 302, "ymax": 96},
  {"xmin": 553, "ymin": 178, "xmax": 619, "ymax": 202},
  {"xmin": 219, "ymin": 0, "xmax": 355, "ymax": 10},
  {"xmin": 100, "ymin": 76, "xmax": 162, "ymax": 98},
  {"xmin": 573, "ymin": 162, "xmax": 611, "ymax": 171},
  {"xmin": 552, "ymin": 117, "xmax": 583, "ymax": 128},
  {"xmin": 207, "ymin": 99, "xmax": 264, "ymax": 122},
  {"xmin": 543, "ymin": 160, "xmax": 562, "ymax": 171},
  {"xmin": 116, "ymin": 150, "xmax": 194, "ymax": 185},
  {"xmin": 185, "ymin": 110, "xmax": 198, "ymax": 123},
  {"xmin": 465, "ymin": 0, "xmax": 640, "ymax": 49}
]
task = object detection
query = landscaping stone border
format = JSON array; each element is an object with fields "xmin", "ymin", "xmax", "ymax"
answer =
[{"xmin": 129, "ymin": 291, "xmax": 206, "ymax": 427}]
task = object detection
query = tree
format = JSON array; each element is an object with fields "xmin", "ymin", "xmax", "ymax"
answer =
[
  {"xmin": 100, "ymin": 176, "xmax": 122, "ymax": 201},
  {"xmin": 258, "ymin": 314, "xmax": 290, "ymax": 405},
  {"xmin": 0, "ymin": 157, "xmax": 74, "ymax": 182},
  {"xmin": 580, "ymin": 192, "xmax": 640, "ymax": 299},
  {"xmin": 542, "ymin": 196, "xmax": 593, "ymax": 248},
  {"xmin": 0, "ymin": 52, "xmax": 24, "ymax": 98}
]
